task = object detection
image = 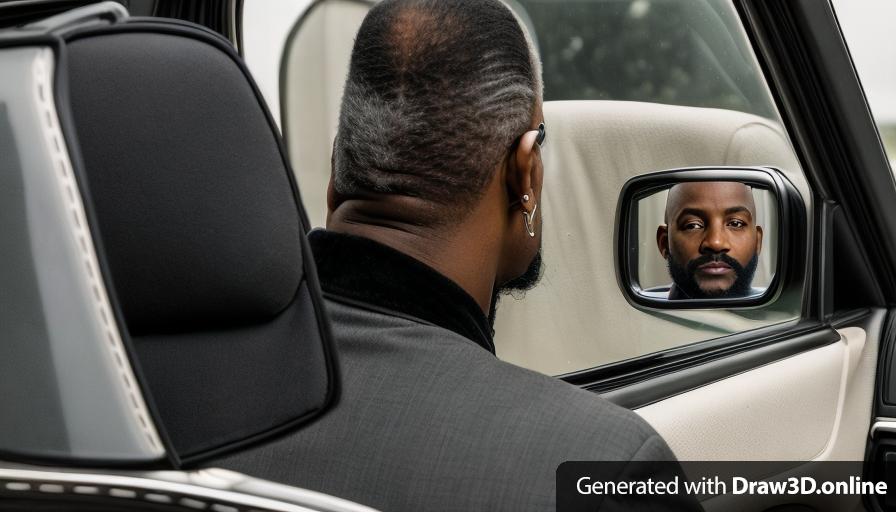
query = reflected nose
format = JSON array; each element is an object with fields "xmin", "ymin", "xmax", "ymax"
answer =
[{"xmin": 700, "ymin": 222, "xmax": 730, "ymax": 254}]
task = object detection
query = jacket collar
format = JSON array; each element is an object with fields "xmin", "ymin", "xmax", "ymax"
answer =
[{"xmin": 308, "ymin": 230, "xmax": 496, "ymax": 355}]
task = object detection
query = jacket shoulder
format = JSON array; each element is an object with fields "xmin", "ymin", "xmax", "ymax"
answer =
[{"xmin": 327, "ymin": 299, "xmax": 670, "ymax": 461}]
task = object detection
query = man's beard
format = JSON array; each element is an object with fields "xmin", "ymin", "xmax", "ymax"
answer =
[
  {"xmin": 499, "ymin": 249, "xmax": 544, "ymax": 296},
  {"xmin": 488, "ymin": 249, "xmax": 544, "ymax": 327},
  {"xmin": 667, "ymin": 252, "xmax": 759, "ymax": 299},
  {"xmin": 488, "ymin": 205, "xmax": 546, "ymax": 327}
]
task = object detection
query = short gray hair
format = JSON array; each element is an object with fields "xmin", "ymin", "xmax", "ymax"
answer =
[{"xmin": 333, "ymin": 0, "xmax": 543, "ymax": 224}]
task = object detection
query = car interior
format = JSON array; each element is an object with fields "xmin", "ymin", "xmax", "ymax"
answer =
[
  {"xmin": 2, "ymin": 0, "xmax": 896, "ymax": 511},
  {"xmin": 276, "ymin": 0, "xmax": 809, "ymax": 373}
]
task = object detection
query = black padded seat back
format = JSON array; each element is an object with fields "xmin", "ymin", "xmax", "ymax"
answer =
[{"xmin": 60, "ymin": 20, "xmax": 337, "ymax": 464}]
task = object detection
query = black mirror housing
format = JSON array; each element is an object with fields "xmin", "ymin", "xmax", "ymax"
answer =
[{"xmin": 615, "ymin": 166, "xmax": 807, "ymax": 309}]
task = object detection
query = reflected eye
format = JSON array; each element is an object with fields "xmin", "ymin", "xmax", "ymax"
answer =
[
  {"xmin": 682, "ymin": 221, "xmax": 704, "ymax": 230},
  {"xmin": 728, "ymin": 219, "xmax": 747, "ymax": 228}
]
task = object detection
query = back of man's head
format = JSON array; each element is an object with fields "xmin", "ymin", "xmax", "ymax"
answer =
[{"xmin": 333, "ymin": 0, "xmax": 542, "ymax": 225}]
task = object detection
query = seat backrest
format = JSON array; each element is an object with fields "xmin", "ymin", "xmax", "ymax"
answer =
[{"xmin": 56, "ymin": 14, "xmax": 338, "ymax": 465}]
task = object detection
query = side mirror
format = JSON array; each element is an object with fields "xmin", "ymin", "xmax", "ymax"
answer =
[{"xmin": 615, "ymin": 167, "xmax": 806, "ymax": 309}]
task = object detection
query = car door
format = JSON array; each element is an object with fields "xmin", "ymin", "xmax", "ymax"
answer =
[{"xmin": 243, "ymin": 0, "xmax": 896, "ymax": 509}]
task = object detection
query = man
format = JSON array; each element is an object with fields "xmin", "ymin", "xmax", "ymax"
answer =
[
  {"xmin": 216, "ymin": 1, "xmax": 699, "ymax": 510},
  {"xmin": 656, "ymin": 181, "xmax": 764, "ymax": 300}
]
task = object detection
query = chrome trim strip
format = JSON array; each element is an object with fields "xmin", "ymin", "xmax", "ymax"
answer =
[{"xmin": 0, "ymin": 466, "xmax": 379, "ymax": 512}]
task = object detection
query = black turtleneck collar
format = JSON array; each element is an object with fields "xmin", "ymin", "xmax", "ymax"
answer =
[{"xmin": 308, "ymin": 230, "xmax": 496, "ymax": 355}]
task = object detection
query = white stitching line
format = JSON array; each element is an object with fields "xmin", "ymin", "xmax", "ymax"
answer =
[{"xmin": 32, "ymin": 50, "xmax": 162, "ymax": 454}]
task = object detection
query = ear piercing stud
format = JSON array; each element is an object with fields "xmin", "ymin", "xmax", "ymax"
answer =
[{"xmin": 522, "ymin": 194, "xmax": 530, "ymax": 203}]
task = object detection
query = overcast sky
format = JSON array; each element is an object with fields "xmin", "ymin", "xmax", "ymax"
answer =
[{"xmin": 832, "ymin": 0, "xmax": 896, "ymax": 123}]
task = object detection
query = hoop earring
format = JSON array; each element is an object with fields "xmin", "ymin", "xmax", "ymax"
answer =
[{"xmin": 523, "ymin": 203, "xmax": 538, "ymax": 237}]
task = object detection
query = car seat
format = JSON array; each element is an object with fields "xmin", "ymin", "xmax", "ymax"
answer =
[{"xmin": 0, "ymin": 1, "xmax": 338, "ymax": 468}]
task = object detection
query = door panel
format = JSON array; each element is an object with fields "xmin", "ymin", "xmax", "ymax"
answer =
[
  {"xmin": 635, "ymin": 310, "xmax": 883, "ymax": 508},
  {"xmin": 637, "ymin": 314, "xmax": 878, "ymax": 461}
]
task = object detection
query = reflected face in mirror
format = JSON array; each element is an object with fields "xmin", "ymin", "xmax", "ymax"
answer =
[{"xmin": 656, "ymin": 182, "xmax": 764, "ymax": 299}]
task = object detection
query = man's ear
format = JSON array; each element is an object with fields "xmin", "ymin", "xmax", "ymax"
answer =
[
  {"xmin": 506, "ymin": 129, "xmax": 540, "ymax": 210},
  {"xmin": 755, "ymin": 225, "xmax": 764, "ymax": 255},
  {"xmin": 656, "ymin": 225, "xmax": 669, "ymax": 259}
]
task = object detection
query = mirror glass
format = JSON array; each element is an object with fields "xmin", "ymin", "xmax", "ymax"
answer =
[{"xmin": 634, "ymin": 181, "xmax": 777, "ymax": 301}]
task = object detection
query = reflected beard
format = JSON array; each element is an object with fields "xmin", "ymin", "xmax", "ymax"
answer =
[{"xmin": 667, "ymin": 252, "xmax": 759, "ymax": 299}]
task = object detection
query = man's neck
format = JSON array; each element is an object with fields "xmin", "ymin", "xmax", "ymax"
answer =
[{"xmin": 327, "ymin": 197, "xmax": 499, "ymax": 315}]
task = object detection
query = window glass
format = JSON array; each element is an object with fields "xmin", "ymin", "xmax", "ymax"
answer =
[
  {"xmin": 493, "ymin": 0, "xmax": 810, "ymax": 375},
  {"xmin": 515, "ymin": 0, "xmax": 776, "ymax": 117},
  {"xmin": 831, "ymin": 0, "xmax": 896, "ymax": 170},
  {"xmin": 264, "ymin": 0, "xmax": 811, "ymax": 376},
  {"xmin": 241, "ymin": 0, "xmax": 313, "ymax": 129}
]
